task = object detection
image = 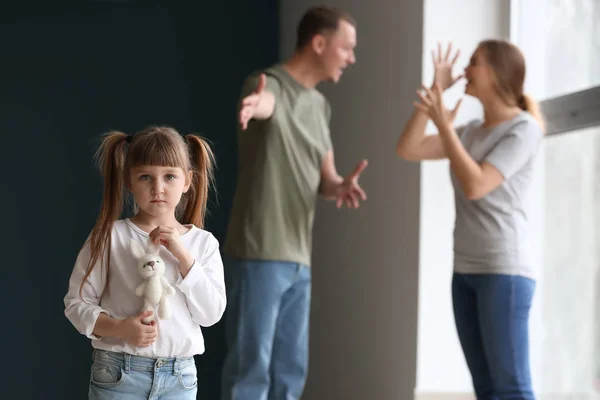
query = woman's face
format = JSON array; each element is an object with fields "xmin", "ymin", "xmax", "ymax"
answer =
[{"xmin": 464, "ymin": 47, "xmax": 496, "ymax": 100}]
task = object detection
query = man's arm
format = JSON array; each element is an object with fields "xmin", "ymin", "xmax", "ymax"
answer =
[
  {"xmin": 319, "ymin": 150, "xmax": 344, "ymax": 200},
  {"xmin": 319, "ymin": 150, "xmax": 368, "ymax": 208},
  {"xmin": 239, "ymin": 73, "xmax": 276, "ymax": 130}
]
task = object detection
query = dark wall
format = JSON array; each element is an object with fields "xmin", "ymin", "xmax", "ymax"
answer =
[{"xmin": 0, "ymin": 2, "xmax": 278, "ymax": 399}]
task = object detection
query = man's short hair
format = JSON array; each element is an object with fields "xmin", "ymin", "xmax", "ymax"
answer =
[{"xmin": 295, "ymin": 6, "xmax": 356, "ymax": 50}]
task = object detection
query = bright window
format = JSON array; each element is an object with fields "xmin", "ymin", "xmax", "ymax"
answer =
[
  {"xmin": 514, "ymin": 0, "xmax": 600, "ymax": 99},
  {"xmin": 542, "ymin": 127, "xmax": 600, "ymax": 397},
  {"xmin": 514, "ymin": 0, "xmax": 600, "ymax": 397}
]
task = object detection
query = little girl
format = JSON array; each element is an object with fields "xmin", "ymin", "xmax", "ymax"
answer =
[{"xmin": 64, "ymin": 126, "xmax": 226, "ymax": 399}]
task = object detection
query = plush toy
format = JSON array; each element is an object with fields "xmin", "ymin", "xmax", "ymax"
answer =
[{"xmin": 130, "ymin": 239, "xmax": 175, "ymax": 324}]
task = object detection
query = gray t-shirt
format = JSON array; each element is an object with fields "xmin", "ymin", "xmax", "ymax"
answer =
[{"xmin": 451, "ymin": 112, "xmax": 543, "ymax": 279}]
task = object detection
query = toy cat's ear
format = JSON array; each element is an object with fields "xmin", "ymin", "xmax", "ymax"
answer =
[
  {"xmin": 148, "ymin": 241, "xmax": 160, "ymax": 255},
  {"xmin": 130, "ymin": 239, "xmax": 146, "ymax": 259}
]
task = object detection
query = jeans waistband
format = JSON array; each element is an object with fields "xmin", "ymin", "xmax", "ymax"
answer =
[{"xmin": 92, "ymin": 349, "xmax": 195, "ymax": 373}]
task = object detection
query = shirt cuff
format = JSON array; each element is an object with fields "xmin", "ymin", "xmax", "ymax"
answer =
[
  {"xmin": 86, "ymin": 309, "xmax": 109, "ymax": 340},
  {"xmin": 176, "ymin": 260, "xmax": 203, "ymax": 295}
]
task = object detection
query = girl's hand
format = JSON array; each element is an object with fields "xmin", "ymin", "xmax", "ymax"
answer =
[
  {"xmin": 432, "ymin": 42, "xmax": 463, "ymax": 91},
  {"xmin": 149, "ymin": 225, "xmax": 187, "ymax": 261},
  {"xmin": 149, "ymin": 226, "xmax": 194, "ymax": 273},
  {"xmin": 414, "ymin": 84, "xmax": 462, "ymax": 131},
  {"xmin": 117, "ymin": 311, "xmax": 157, "ymax": 347}
]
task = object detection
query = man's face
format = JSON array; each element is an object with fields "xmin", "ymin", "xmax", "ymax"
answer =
[{"xmin": 317, "ymin": 20, "xmax": 357, "ymax": 83}]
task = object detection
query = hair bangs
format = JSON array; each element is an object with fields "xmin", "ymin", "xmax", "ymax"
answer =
[{"xmin": 127, "ymin": 129, "xmax": 189, "ymax": 171}]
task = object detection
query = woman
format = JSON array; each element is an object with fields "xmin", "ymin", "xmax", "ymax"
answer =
[{"xmin": 396, "ymin": 40, "xmax": 544, "ymax": 399}]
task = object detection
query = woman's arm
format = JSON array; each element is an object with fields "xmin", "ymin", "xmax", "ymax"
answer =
[
  {"xmin": 396, "ymin": 42, "xmax": 463, "ymax": 162},
  {"xmin": 396, "ymin": 108, "xmax": 447, "ymax": 161}
]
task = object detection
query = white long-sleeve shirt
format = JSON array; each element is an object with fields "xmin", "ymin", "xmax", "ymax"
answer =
[{"xmin": 64, "ymin": 218, "xmax": 226, "ymax": 358}]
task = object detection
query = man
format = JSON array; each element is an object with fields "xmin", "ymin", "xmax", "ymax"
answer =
[{"xmin": 221, "ymin": 6, "xmax": 367, "ymax": 400}]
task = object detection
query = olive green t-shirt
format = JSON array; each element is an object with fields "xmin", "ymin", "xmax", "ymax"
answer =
[{"xmin": 224, "ymin": 64, "xmax": 333, "ymax": 267}]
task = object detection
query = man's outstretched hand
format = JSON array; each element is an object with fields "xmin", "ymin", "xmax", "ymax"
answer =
[
  {"xmin": 336, "ymin": 160, "xmax": 368, "ymax": 209},
  {"xmin": 239, "ymin": 73, "xmax": 267, "ymax": 130}
]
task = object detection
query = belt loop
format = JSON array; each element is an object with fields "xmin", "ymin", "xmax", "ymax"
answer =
[
  {"xmin": 172, "ymin": 357, "xmax": 179, "ymax": 376},
  {"xmin": 124, "ymin": 353, "xmax": 131, "ymax": 373}
]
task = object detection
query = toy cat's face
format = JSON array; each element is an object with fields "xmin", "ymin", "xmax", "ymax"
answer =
[{"xmin": 130, "ymin": 239, "xmax": 166, "ymax": 278}]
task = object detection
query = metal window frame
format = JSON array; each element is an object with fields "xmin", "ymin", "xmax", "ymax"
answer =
[
  {"xmin": 541, "ymin": 86, "xmax": 600, "ymax": 136},
  {"xmin": 509, "ymin": 0, "xmax": 600, "ymax": 137}
]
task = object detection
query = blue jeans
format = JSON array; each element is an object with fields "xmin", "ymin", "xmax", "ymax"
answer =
[
  {"xmin": 88, "ymin": 349, "xmax": 197, "ymax": 400},
  {"xmin": 452, "ymin": 273, "xmax": 536, "ymax": 400},
  {"xmin": 221, "ymin": 258, "xmax": 311, "ymax": 400}
]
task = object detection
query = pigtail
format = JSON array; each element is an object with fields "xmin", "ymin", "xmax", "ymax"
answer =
[
  {"xmin": 79, "ymin": 131, "xmax": 128, "ymax": 297},
  {"xmin": 182, "ymin": 134, "xmax": 216, "ymax": 228},
  {"xmin": 519, "ymin": 94, "xmax": 546, "ymax": 134}
]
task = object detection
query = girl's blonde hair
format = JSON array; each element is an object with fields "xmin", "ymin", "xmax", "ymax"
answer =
[{"xmin": 79, "ymin": 126, "xmax": 215, "ymax": 296}]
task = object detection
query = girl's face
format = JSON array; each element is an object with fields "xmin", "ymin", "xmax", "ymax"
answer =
[{"xmin": 128, "ymin": 165, "xmax": 191, "ymax": 218}]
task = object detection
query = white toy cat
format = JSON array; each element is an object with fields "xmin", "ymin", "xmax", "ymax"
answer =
[{"xmin": 130, "ymin": 239, "xmax": 175, "ymax": 324}]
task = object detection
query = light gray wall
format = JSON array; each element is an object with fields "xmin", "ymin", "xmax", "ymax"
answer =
[{"xmin": 280, "ymin": 1, "xmax": 424, "ymax": 399}]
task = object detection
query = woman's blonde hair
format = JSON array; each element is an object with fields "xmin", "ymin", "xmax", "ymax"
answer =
[{"xmin": 478, "ymin": 39, "xmax": 545, "ymax": 132}]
